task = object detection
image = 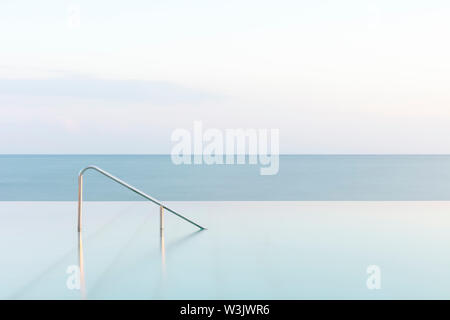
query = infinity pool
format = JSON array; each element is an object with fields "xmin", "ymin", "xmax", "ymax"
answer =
[{"xmin": 1, "ymin": 201, "xmax": 450, "ymax": 299}]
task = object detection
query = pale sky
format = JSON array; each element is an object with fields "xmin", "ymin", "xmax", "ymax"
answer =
[{"xmin": 1, "ymin": 0, "xmax": 450, "ymax": 153}]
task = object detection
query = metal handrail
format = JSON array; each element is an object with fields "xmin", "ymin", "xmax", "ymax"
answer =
[{"xmin": 77, "ymin": 165, "xmax": 206, "ymax": 232}]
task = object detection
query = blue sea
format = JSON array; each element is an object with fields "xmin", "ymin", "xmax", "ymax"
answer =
[{"xmin": 1, "ymin": 155, "xmax": 449, "ymax": 201}]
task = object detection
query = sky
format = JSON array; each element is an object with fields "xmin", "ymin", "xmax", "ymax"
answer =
[{"xmin": 1, "ymin": 0, "xmax": 450, "ymax": 154}]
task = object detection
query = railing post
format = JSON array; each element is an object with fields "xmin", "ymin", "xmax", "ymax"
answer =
[
  {"xmin": 160, "ymin": 206, "xmax": 164, "ymax": 235},
  {"xmin": 78, "ymin": 174, "xmax": 83, "ymax": 232}
]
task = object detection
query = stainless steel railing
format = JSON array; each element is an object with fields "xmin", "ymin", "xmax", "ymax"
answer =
[{"xmin": 77, "ymin": 165, "xmax": 206, "ymax": 232}]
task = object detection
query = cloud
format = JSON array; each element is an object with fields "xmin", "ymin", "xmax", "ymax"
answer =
[{"xmin": 0, "ymin": 75, "xmax": 221, "ymax": 104}]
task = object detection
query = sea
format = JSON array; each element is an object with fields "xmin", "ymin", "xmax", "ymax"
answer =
[{"xmin": 1, "ymin": 154, "xmax": 449, "ymax": 201}]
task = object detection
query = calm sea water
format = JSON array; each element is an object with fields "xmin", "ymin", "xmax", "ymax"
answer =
[{"xmin": 0, "ymin": 155, "xmax": 449, "ymax": 201}]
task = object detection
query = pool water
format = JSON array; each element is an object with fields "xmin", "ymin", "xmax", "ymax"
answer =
[{"xmin": 1, "ymin": 201, "xmax": 450, "ymax": 299}]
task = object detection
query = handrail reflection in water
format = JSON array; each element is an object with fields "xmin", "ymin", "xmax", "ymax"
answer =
[
  {"xmin": 77, "ymin": 232, "xmax": 86, "ymax": 300},
  {"xmin": 77, "ymin": 229, "xmax": 167, "ymax": 300},
  {"xmin": 76, "ymin": 227, "xmax": 205, "ymax": 299}
]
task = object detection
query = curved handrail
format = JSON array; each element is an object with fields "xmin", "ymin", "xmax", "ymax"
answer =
[{"xmin": 77, "ymin": 165, "xmax": 206, "ymax": 231}]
